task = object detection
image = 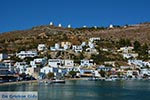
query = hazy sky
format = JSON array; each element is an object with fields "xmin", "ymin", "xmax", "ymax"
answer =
[{"xmin": 0, "ymin": 0, "xmax": 150, "ymax": 32}]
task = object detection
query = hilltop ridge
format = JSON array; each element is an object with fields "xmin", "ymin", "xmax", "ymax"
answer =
[{"xmin": 0, "ymin": 22, "xmax": 150, "ymax": 53}]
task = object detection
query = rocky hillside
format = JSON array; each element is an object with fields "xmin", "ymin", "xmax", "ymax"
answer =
[{"xmin": 0, "ymin": 23, "xmax": 150, "ymax": 53}]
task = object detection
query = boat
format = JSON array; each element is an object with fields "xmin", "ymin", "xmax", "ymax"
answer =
[
  {"xmin": 88, "ymin": 77, "xmax": 105, "ymax": 81},
  {"xmin": 52, "ymin": 79, "xmax": 65, "ymax": 83},
  {"xmin": 39, "ymin": 79, "xmax": 65, "ymax": 85}
]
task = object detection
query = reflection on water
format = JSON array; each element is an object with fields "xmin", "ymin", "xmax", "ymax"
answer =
[{"xmin": 0, "ymin": 80, "xmax": 150, "ymax": 100}]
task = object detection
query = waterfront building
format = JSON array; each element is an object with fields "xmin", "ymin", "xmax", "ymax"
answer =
[
  {"xmin": 14, "ymin": 62, "xmax": 29, "ymax": 74},
  {"xmin": 26, "ymin": 67, "xmax": 40, "ymax": 79},
  {"xmin": 0, "ymin": 53, "xmax": 8, "ymax": 61},
  {"xmin": 30, "ymin": 58, "xmax": 47, "ymax": 68},
  {"xmin": 40, "ymin": 66, "xmax": 53, "ymax": 74}
]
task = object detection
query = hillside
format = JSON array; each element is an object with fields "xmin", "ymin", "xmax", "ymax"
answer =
[{"xmin": 0, "ymin": 23, "xmax": 150, "ymax": 53}]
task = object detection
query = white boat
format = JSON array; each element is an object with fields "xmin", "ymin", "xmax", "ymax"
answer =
[{"xmin": 52, "ymin": 79, "xmax": 65, "ymax": 83}]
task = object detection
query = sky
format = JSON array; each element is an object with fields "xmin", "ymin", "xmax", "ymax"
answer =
[{"xmin": 0, "ymin": 0, "xmax": 150, "ymax": 33}]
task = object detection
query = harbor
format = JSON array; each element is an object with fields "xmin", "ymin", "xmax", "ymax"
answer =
[{"xmin": 0, "ymin": 80, "xmax": 150, "ymax": 100}]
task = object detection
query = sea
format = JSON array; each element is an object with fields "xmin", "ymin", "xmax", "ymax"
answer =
[{"xmin": 0, "ymin": 80, "xmax": 150, "ymax": 100}]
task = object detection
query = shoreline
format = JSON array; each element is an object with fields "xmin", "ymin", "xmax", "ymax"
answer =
[
  {"xmin": 0, "ymin": 78, "xmax": 86, "ymax": 86},
  {"xmin": 0, "ymin": 80, "xmax": 38, "ymax": 86}
]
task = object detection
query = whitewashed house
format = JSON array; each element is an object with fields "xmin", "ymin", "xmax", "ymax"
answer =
[
  {"xmin": 80, "ymin": 59, "xmax": 93, "ymax": 67},
  {"xmin": 37, "ymin": 44, "xmax": 47, "ymax": 51},
  {"xmin": 123, "ymin": 53, "xmax": 138, "ymax": 59},
  {"xmin": 140, "ymin": 69, "xmax": 150, "ymax": 76},
  {"xmin": 50, "ymin": 43, "xmax": 65, "ymax": 51},
  {"xmin": 72, "ymin": 45, "xmax": 83, "ymax": 53},
  {"xmin": 128, "ymin": 60, "xmax": 144, "ymax": 68},
  {"xmin": 16, "ymin": 50, "xmax": 38, "ymax": 59},
  {"xmin": 26, "ymin": 67, "xmax": 40, "ymax": 79},
  {"xmin": 88, "ymin": 41, "xmax": 95, "ymax": 49},
  {"xmin": 30, "ymin": 58, "xmax": 47, "ymax": 68},
  {"xmin": 104, "ymin": 61, "xmax": 115, "ymax": 67},
  {"xmin": 126, "ymin": 70, "xmax": 133, "ymax": 77},
  {"xmin": 89, "ymin": 37, "xmax": 100, "ymax": 43},
  {"xmin": 48, "ymin": 59, "xmax": 64, "ymax": 68},
  {"xmin": 64, "ymin": 60, "xmax": 74, "ymax": 67},
  {"xmin": 14, "ymin": 62, "xmax": 29, "ymax": 74},
  {"xmin": 3, "ymin": 60, "xmax": 15, "ymax": 72},
  {"xmin": 40, "ymin": 66, "xmax": 53, "ymax": 74},
  {"xmin": 81, "ymin": 42, "xmax": 86, "ymax": 47},
  {"xmin": 94, "ymin": 70, "xmax": 101, "ymax": 77},
  {"xmin": 0, "ymin": 62, "xmax": 11, "ymax": 75},
  {"xmin": 0, "ymin": 53, "xmax": 8, "ymax": 61},
  {"xmin": 119, "ymin": 47, "xmax": 134, "ymax": 53}
]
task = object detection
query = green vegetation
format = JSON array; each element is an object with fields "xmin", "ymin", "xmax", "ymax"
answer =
[
  {"xmin": 47, "ymin": 72, "xmax": 55, "ymax": 79},
  {"xmin": 99, "ymin": 70, "xmax": 106, "ymax": 77},
  {"xmin": 69, "ymin": 70, "xmax": 77, "ymax": 78},
  {"xmin": 118, "ymin": 39, "xmax": 131, "ymax": 47}
]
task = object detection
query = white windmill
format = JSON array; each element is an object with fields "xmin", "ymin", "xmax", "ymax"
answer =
[
  {"xmin": 109, "ymin": 24, "xmax": 113, "ymax": 28},
  {"xmin": 58, "ymin": 24, "xmax": 62, "ymax": 27},
  {"xmin": 68, "ymin": 24, "xmax": 71, "ymax": 28},
  {"xmin": 83, "ymin": 25, "xmax": 87, "ymax": 28},
  {"xmin": 94, "ymin": 26, "xmax": 97, "ymax": 29},
  {"xmin": 50, "ymin": 22, "xmax": 53, "ymax": 26}
]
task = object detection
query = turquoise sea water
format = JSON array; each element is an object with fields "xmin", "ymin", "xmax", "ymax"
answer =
[{"xmin": 0, "ymin": 80, "xmax": 150, "ymax": 100}]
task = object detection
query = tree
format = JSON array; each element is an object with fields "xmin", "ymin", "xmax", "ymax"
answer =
[
  {"xmin": 119, "ymin": 39, "xmax": 126, "ymax": 47},
  {"xmin": 134, "ymin": 41, "xmax": 141, "ymax": 52},
  {"xmin": 125, "ymin": 39, "xmax": 131, "ymax": 47},
  {"xmin": 118, "ymin": 39, "xmax": 131, "ymax": 47},
  {"xmin": 99, "ymin": 70, "xmax": 106, "ymax": 77},
  {"xmin": 47, "ymin": 72, "xmax": 54, "ymax": 79},
  {"xmin": 69, "ymin": 70, "xmax": 77, "ymax": 78}
]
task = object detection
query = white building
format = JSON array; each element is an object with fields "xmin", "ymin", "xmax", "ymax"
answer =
[
  {"xmin": 89, "ymin": 37, "xmax": 100, "ymax": 43},
  {"xmin": 37, "ymin": 44, "xmax": 47, "ymax": 51},
  {"xmin": 81, "ymin": 42, "xmax": 86, "ymax": 47},
  {"xmin": 128, "ymin": 60, "xmax": 144, "ymax": 68},
  {"xmin": 0, "ymin": 62, "xmax": 10, "ymax": 75},
  {"xmin": 40, "ymin": 66, "xmax": 53, "ymax": 74},
  {"xmin": 80, "ymin": 59, "xmax": 93, "ymax": 67},
  {"xmin": 123, "ymin": 53, "xmax": 138, "ymax": 59},
  {"xmin": 126, "ymin": 70, "xmax": 133, "ymax": 77},
  {"xmin": 94, "ymin": 70, "xmax": 101, "ymax": 77},
  {"xmin": 55, "ymin": 43, "xmax": 60, "ymax": 50},
  {"xmin": 30, "ymin": 58, "xmax": 47, "ymax": 68},
  {"xmin": 3, "ymin": 60, "xmax": 15, "ymax": 72},
  {"xmin": 63, "ymin": 44, "xmax": 69, "ymax": 50},
  {"xmin": 119, "ymin": 46, "xmax": 134, "ymax": 53},
  {"xmin": 140, "ymin": 69, "xmax": 148, "ymax": 75},
  {"xmin": 14, "ymin": 62, "xmax": 29, "ymax": 74},
  {"xmin": 88, "ymin": 42, "xmax": 95, "ymax": 49},
  {"xmin": 0, "ymin": 53, "xmax": 8, "ymax": 61},
  {"xmin": 26, "ymin": 67, "xmax": 40, "ymax": 79},
  {"xmin": 64, "ymin": 60, "xmax": 74, "ymax": 67},
  {"xmin": 16, "ymin": 50, "xmax": 38, "ymax": 59},
  {"xmin": 72, "ymin": 45, "xmax": 83, "ymax": 53},
  {"xmin": 48, "ymin": 59, "xmax": 63, "ymax": 68}
]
